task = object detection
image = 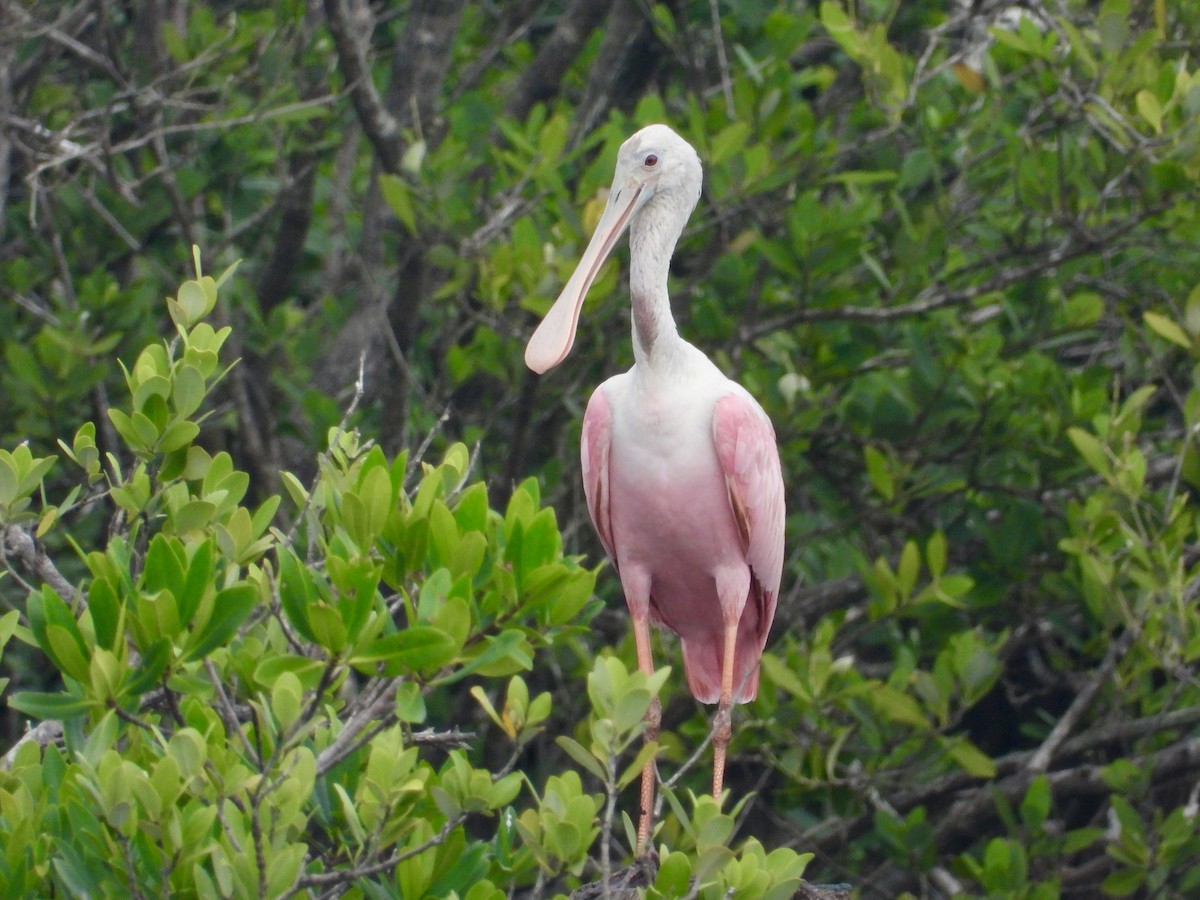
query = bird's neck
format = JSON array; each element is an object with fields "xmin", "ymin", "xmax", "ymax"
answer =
[{"xmin": 628, "ymin": 198, "xmax": 684, "ymax": 369}]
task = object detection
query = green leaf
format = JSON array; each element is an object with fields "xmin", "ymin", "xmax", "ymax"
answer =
[
  {"xmin": 555, "ymin": 735, "xmax": 607, "ymax": 783},
  {"xmin": 1067, "ymin": 427, "xmax": 1111, "ymax": 479},
  {"xmin": 8, "ymin": 690, "xmax": 93, "ymax": 720},
  {"xmin": 125, "ymin": 640, "xmax": 171, "ymax": 696},
  {"xmin": 158, "ymin": 420, "xmax": 200, "ymax": 453},
  {"xmin": 172, "ymin": 363, "xmax": 207, "ymax": 417},
  {"xmin": 1135, "ymin": 89, "xmax": 1162, "ymax": 133},
  {"xmin": 654, "ymin": 850, "xmax": 693, "ymax": 896},
  {"xmin": 819, "ymin": 1, "xmax": 857, "ymax": 55},
  {"xmin": 1102, "ymin": 868, "xmax": 1146, "ymax": 897},
  {"xmin": 439, "ymin": 630, "xmax": 533, "ymax": 683},
  {"xmin": 172, "ymin": 279, "xmax": 212, "ymax": 327},
  {"xmin": 107, "ymin": 408, "xmax": 147, "ymax": 452},
  {"xmin": 871, "ymin": 685, "xmax": 927, "ymax": 728},
  {"xmin": 710, "ymin": 122, "xmax": 751, "ymax": 165},
  {"xmin": 943, "ymin": 737, "xmax": 996, "ymax": 778},
  {"xmin": 183, "ymin": 583, "xmax": 258, "ymax": 661},
  {"xmin": 394, "ymin": 680, "xmax": 427, "ymax": 723},
  {"xmin": 308, "ymin": 602, "xmax": 348, "ymax": 652},
  {"xmin": 144, "ymin": 535, "xmax": 186, "ymax": 597},
  {"xmin": 278, "ymin": 548, "xmax": 317, "ymax": 643},
  {"xmin": 29, "ymin": 588, "xmax": 91, "ymax": 681},
  {"xmin": 351, "ymin": 626, "xmax": 458, "ymax": 675},
  {"xmin": 864, "ymin": 445, "xmax": 895, "ymax": 500},
  {"xmin": 1144, "ymin": 311, "xmax": 1192, "ymax": 349},
  {"xmin": 759, "ymin": 652, "xmax": 809, "ymax": 700},
  {"xmin": 177, "ymin": 539, "xmax": 214, "ymax": 625},
  {"xmin": 88, "ymin": 577, "xmax": 120, "ymax": 651},
  {"xmin": 1020, "ymin": 774, "xmax": 1051, "ymax": 830},
  {"xmin": 379, "ymin": 173, "xmax": 417, "ymax": 233},
  {"xmin": 926, "ymin": 531, "xmax": 947, "ymax": 580},
  {"xmin": 896, "ymin": 540, "xmax": 920, "ymax": 598}
]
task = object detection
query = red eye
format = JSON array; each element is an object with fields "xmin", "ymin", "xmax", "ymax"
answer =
[{"xmin": 643, "ymin": 153, "xmax": 658, "ymax": 168}]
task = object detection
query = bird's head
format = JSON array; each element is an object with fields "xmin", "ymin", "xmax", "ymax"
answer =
[
  {"xmin": 610, "ymin": 124, "xmax": 703, "ymax": 222},
  {"xmin": 524, "ymin": 124, "xmax": 702, "ymax": 374}
]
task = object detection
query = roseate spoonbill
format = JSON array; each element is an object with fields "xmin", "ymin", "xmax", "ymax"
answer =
[{"xmin": 525, "ymin": 124, "xmax": 785, "ymax": 850}]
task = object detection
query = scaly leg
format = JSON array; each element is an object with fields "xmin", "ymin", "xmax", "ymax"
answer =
[
  {"xmin": 711, "ymin": 620, "xmax": 739, "ymax": 799},
  {"xmin": 632, "ymin": 614, "xmax": 660, "ymax": 855}
]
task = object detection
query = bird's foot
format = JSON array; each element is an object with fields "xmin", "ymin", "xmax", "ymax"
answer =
[
  {"xmin": 711, "ymin": 701, "xmax": 733, "ymax": 799},
  {"xmin": 636, "ymin": 696, "xmax": 662, "ymax": 853}
]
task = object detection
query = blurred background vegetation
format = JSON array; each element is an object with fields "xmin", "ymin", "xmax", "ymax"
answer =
[{"xmin": 2, "ymin": 0, "xmax": 1200, "ymax": 896}]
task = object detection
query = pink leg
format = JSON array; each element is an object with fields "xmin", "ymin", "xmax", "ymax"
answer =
[
  {"xmin": 632, "ymin": 614, "xmax": 660, "ymax": 855},
  {"xmin": 711, "ymin": 620, "xmax": 739, "ymax": 799}
]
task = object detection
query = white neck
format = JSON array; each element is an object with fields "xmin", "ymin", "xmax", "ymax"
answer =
[{"xmin": 628, "ymin": 193, "xmax": 687, "ymax": 369}]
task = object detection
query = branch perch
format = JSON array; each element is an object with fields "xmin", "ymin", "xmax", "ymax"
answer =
[{"xmin": 1, "ymin": 523, "xmax": 80, "ymax": 606}]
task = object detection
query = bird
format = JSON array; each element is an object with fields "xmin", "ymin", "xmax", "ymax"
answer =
[{"xmin": 524, "ymin": 123, "xmax": 785, "ymax": 852}]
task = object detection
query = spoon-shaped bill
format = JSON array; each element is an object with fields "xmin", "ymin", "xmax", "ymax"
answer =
[{"xmin": 524, "ymin": 185, "xmax": 643, "ymax": 374}]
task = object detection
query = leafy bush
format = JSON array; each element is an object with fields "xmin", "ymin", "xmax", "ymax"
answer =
[
  {"xmin": 3, "ymin": 0, "xmax": 1200, "ymax": 896},
  {"xmin": 0, "ymin": 261, "xmax": 810, "ymax": 894}
]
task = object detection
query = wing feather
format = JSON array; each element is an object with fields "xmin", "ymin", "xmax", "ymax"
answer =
[
  {"xmin": 712, "ymin": 391, "xmax": 785, "ymax": 645},
  {"xmin": 581, "ymin": 388, "xmax": 617, "ymax": 567}
]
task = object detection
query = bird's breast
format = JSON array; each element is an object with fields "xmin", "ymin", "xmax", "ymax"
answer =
[{"xmin": 602, "ymin": 379, "xmax": 745, "ymax": 609}]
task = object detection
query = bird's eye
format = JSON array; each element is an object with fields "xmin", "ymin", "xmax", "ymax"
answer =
[{"xmin": 643, "ymin": 153, "xmax": 659, "ymax": 168}]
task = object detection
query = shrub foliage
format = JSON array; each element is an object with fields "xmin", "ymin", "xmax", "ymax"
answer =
[{"xmin": 2, "ymin": 0, "xmax": 1200, "ymax": 896}]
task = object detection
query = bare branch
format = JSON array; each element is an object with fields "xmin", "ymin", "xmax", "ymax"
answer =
[
  {"xmin": 743, "ymin": 204, "xmax": 1169, "ymax": 337},
  {"xmin": 505, "ymin": 0, "xmax": 612, "ymax": 123},
  {"xmin": 291, "ymin": 811, "xmax": 468, "ymax": 893},
  {"xmin": 0, "ymin": 719, "xmax": 63, "ymax": 770},
  {"xmin": 313, "ymin": 677, "xmax": 397, "ymax": 777},
  {"xmin": 321, "ymin": 0, "xmax": 403, "ymax": 172},
  {"xmin": 0, "ymin": 524, "xmax": 81, "ymax": 606},
  {"xmin": 1026, "ymin": 627, "xmax": 1137, "ymax": 773}
]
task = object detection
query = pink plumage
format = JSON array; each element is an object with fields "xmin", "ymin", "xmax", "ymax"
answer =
[
  {"xmin": 526, "ymin": 124, "xmax": 786, "ymax": 850},
  {"xmin": 582, "ymin": 379, "xmax": 783, "ymax": 705}
]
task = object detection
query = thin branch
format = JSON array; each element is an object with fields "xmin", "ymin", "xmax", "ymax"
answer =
[
  {"xmin": 410, "ymin": 727, "xmax": 475, "ymax": 749},
  {"xmin": 282, "ymin": 352, "xmax": 367, "ymax": 549},
  {"xmin": 291, "ymin": 811, "xmax": 468, "ymax": 892},
  {"xmin": 204, "ymin": 659, "xmax": 260, "ymax": 765},
  {"xmin": 320, "ymin": 0, "xmax": 402, "ymax": 172},
  {"xmin": 0, "ymin": 719, "xmax": 63, "ymax": 770},
  {"xmin": 313, "ymin": 677, "xmax": 397, "ymax": 777},
  {"xmin": 0, "ymin": 524, "xmax": 81, "ymax": 606},
  {"xmin": 742, "ymin": 197, "xmax": 1168, "ymax": 340},
  {"xmin": 708, "ymin": 0, "xmax": 735, "ymax": 120},
  {"xmin": 1026, "ymin": 627, "xmax": 1136, "ymax": 773},
  {"xmin": 504, "ymin": 0, "xmax": 611, "ymax": 123}
]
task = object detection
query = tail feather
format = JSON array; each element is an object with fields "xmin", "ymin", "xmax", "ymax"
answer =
[{"xmin": 680, "ymin": 632, "xmax": 762, "ymax": 705}]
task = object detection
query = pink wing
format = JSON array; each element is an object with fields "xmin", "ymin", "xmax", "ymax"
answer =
[
  {"xmin": 712, "ymin": 391, "xmax": 786, "ymax": 646},
  {"xmin": 580, "ymin": 388, "xmax": 617, "ymax": 566}
]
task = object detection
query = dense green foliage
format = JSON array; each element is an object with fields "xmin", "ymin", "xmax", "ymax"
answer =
[{"xmin": 2, "ymin": 0, "xmax": 1200, "ymax": 896}]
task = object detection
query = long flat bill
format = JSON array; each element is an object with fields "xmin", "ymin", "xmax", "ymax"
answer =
[{"xmin": 524, "ymin": 185, "xmax": 642, "ymax": 374}]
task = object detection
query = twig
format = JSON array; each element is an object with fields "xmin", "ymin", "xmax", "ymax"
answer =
[
  {"xmin": 654, "ymin": 660, "xmax": 762, "ymax": 821},
  {"xmin": 313, "ymin": 677, "xmax": 398, "ymax": 777},
  {"xmin": 320, "ymin": 0, "xmax": 403, "ymax": 173},
  {"xmin": 708, "ymin": 0, "xmax": 735, "ymax": 120},
  {"xmin": 204, "ymin": 659, "xmax": 260, "ymax": 765},
  {"xmin": 403, "ymin": 405, "xmax": 453, "ymax": 485},
  {"xmin": 1026, "ymin": 627, "xmax": 1136, "ymax": 773},
  {"xmin": 291, "ymin": 812, "xmax": 468, "ymax": 892},
  {"xmin": 742, "ymin": 202, "xmax": 1166, "ymax": 338},
  {"xmin": 0, "ymin": 285, "xmax": 61, "ymax": 326},
  {"xmin": 0, "ymin": 524, "xmax": 81, "ymax": 606},
  {"xmin": 0, "ymin": 719, "xmax": 63, "ymax": 770},
  {"xmin": 410, "ymin": 727, "xmax": 475, "ymax": 749},
  {"xmin": 282, "ymin": 352, "xmax": 367, "ymax": 549}
]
